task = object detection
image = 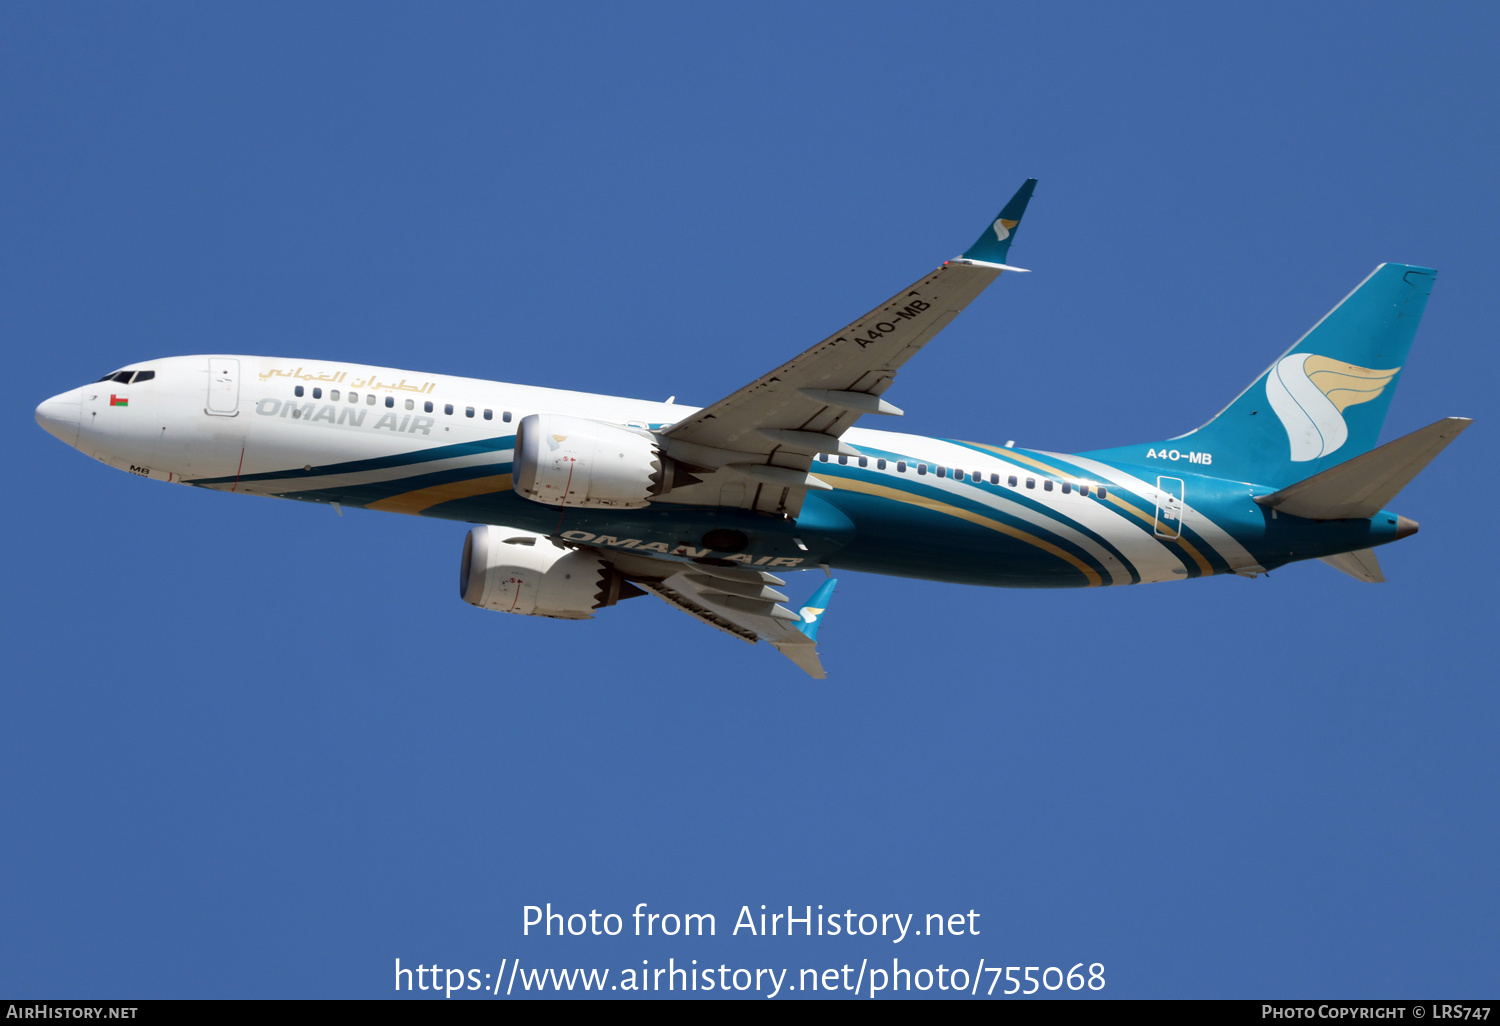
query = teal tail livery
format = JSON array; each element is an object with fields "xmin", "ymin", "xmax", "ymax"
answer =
[
  {"xmin": 1088, "ymin": 263, "xmax": 1437, "ymax": 487},
  {"xmin": 34, "ymin": 180, "xmax": 1472, "ymax": 678}
]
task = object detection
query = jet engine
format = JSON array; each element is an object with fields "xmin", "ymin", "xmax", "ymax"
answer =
[
  {"xmin": 513, "ymin": 413, "xmax": 696, "ymax": 509},
  {"xmin": 459, "ymin": 525, "xmax": 643, "ymax": 619}
]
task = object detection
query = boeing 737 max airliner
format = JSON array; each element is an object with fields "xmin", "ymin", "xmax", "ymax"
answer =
[{"xmin": 34, "ymin": 181, "xmax": 1471, "ymax": 677}]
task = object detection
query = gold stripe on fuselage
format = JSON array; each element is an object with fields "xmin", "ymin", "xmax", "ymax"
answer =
[
  {"xmin": 816, "ymin": 475, "xmax": 1103, "ymax": 586},
  {"xmin": 966, "ymin": 443, "xmax": 1215, "ymax": 576},
  {"xmin": 364, "ymin": 473, "xmax": 513, "ymax": 514}
]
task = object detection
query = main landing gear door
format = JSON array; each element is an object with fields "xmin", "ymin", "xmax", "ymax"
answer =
[
  {"xmin": 1154, "ymin": 476, "xmax": 1185, "ymax": 540},
  {"xmin": 206, "ymin": 358, "xmax": 240, "ymax": 417}
]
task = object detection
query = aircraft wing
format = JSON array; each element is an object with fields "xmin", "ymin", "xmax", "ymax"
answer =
[
  {"xmin": 607, "ymin": 554, "xmax": 838, "ymax": 678},
  {"xmin": 658, "ymin": 179, "xmax": 1037, "ymax": 518}
]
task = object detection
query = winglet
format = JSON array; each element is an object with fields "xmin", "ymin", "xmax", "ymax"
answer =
[
  {"xmin": 795, "ymin": 578, "xmax": 838, "ymax": 641},
  {"xmin": 961, "ymin": 178, "xmax": 1038, "ymax": 264}
]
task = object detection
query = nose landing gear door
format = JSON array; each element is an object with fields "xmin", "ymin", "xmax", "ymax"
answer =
[
  {"xmin": 206, "ymin": 358, "xmax": 240, "ymax": 416},
  {"xmin": 1154, "ymin": 476, "xmax": 1185, "ymax": 539}
]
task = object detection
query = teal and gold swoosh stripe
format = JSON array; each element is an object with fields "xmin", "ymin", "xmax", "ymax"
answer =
[
  {"xmin": 364, "ymin": 473, "xmax": 513, "ymax": 514},
  {"xmin": 271, "ymin": 460, "xmax": 512, "ymax": 509},
  {"xmin": 186, "ymin": 435, "xmax": 516, "ymax": 487},
  {"xmin": 963, "ymin": 441, "xmax": 1216, "ymax": 576},
  {"xmin": 815, "ymin": 474, "xmax": 1104, "ymax": 586}
]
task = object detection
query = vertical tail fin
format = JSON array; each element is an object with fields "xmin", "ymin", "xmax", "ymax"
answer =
[{"xmin": 1088, "ymin": 263, "xmax": 1437, "ymax": 486}]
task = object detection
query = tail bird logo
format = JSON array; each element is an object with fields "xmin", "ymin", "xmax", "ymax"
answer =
[
  {"xmin": 799, "ymin": 605, "xmax": 826, "ymax": 625},
  {"xmin": 992, "ymin": 218, "xmax": 1019, "ymax": 242},
  {"xmin": 1266, "ymin": 354, "xmax": 1400, "ymax": 462}
]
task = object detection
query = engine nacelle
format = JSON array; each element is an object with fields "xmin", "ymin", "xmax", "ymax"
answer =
[
  {"xmin": 514, "ymin": 412, "xmax": 692, "ymax": 509},
  {"xmin": 459, "ymin": 525, "xmax": 640, "ymax": 619}
]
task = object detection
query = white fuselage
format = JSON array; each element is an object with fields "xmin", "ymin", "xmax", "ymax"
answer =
[
  {"xmin": 40, "ymin": 355, "xmax": 693, "ymax": 487},
  {"xmin": 38, "ymin": 354, "xmax": 1303, "ymax": 588}
]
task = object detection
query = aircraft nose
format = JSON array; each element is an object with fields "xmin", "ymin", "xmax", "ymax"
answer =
[{"xmin": 36, "ymin": 389, "xmax": 82, "ymax": 447}]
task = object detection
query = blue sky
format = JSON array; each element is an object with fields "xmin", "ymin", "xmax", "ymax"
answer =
[{"xmin": 3, "ymin": 1, "xmax": 1496, "ymax": 999}]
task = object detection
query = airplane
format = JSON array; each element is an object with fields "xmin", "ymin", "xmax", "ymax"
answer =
[{"xmin": 34, "ymin": 180, "xmax": 1471, "ymax": 678}]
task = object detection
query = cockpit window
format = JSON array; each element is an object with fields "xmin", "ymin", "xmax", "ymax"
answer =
[
  {"xmin": 98, "ymin": 369, "xmax": 156, "ymax": 384},
  {"xmin": 98, "ymin": 371, "xmax": 124, "ymax": 382},
  {"xmin": 132, "ymin": 370, "xmax": 154, "ymax": 383},
  {"xmin": 112, "ymin": 371, "xmax": 134, "ymax": 383}
]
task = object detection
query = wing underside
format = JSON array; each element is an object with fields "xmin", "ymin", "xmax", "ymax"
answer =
[
  {"xmin": 655, "ymin": 179, "xmax": 1038, "ymax": 519},
  {"xmin": 656, "ymin": 261, "xmax": 1005, "ymax": 519},
  {"xmin": 598, "ymin": 549, "xmax": 828, "ymax": 678},
  {"xmin": 530, "ymin": 183, "xmax": 1037, "ymax": 676}
]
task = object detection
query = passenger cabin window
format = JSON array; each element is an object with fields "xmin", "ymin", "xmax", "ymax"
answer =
[
  {"xmin": 330, "ymin": 390, "xmax": 340, "ymax": 401},
  {"xmin": 313, "ymin": 387, "xmax": 322, "ymax": 399},
  {"xmin": 1025, "ymin": 477, "xmax": 1035, "ymax": 489},
  {"xmin": 444, "ymin": 404, "xmax": 454, "ymax": 415},
  {"xmin": 1044, "ymin": 480, "xmax": 1053, "ymax": 491},
  {"xmin": 1008, "ymin": 475, "xmax": 1017, "ymax": 487},
  {"xmin": 294, "ymin": 385, "xmax": 304, "ymax": 397},
  {"xmin": 366, "ymin": 393, "xmax": 376, "ymax": 405},
  {"xmin": 971, "ymin": 470, "xmax": 981, "ymax": 482},
  {"xmin": 817, "ymin": 453, "xmax": 828, "ymax": 462},
  {"xmin": 483, "ymin": 409, "xmax": 492, "ymax": 420},
  {"xmin": 385, "ymin": 396, "xmax": 394, "ymax": 408},
  {"xmin": 465, "ymin": 406, "xmax": 475, "ymax": 418},
  {"xmin": 990, "ymin": 473, "xmax": 999, "ymax": 484},
  {"xmin": 858, "ymin": 456, "xmax": 867, "ymax": 468},
  {"xmin": 404, "ymin": 399, "xmax": 414, "ymax": 410},
  {"xmin": 424, "ymin": 401, "xmax": 433, "ymax": 413},
  {"xmin": 503, "ymin": 411, "xmax": 512, "ymax": 423},
  {"xmin": 1098, "ymin": 487, "xmax": 1108, "ymax": 498},
  {"xmin": 348, "ymin": 392, "xmax": 359, "ymax": 403},
  {"xmin": 876, "ymin": 458, "xmax": 886, "ymax": 470},
  {"xmin": 1061, "ymin": 482, "xmax": 1072, "ymax": 494},
  {"xmin": 897, "ymin": 461, "xmax": 907, "ymax": 472},
  {"xmin": 838, "ymin": 455, "xmax": 848, "ymax": 465},
  {"xmin": 936, "ymin": 466, "xmax": 947, "ymax": 478},
  {"xmin": 917, "ymin": 464, "xmax": 927, "ymax": 476}
]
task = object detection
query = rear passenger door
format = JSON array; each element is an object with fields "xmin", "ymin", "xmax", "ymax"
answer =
[{"xmin": 1154, "ymin": 476, "xmax": 1185, "ymax": 539}]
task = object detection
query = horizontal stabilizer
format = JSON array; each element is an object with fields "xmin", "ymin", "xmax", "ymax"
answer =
[
  {"xmin": 1318, "ymin": 548, "xmax": 1385, "ymax": 583},
  {"xmin": 1255, "ymin": 417, "xmax": 1471, "ymax": 519}
]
